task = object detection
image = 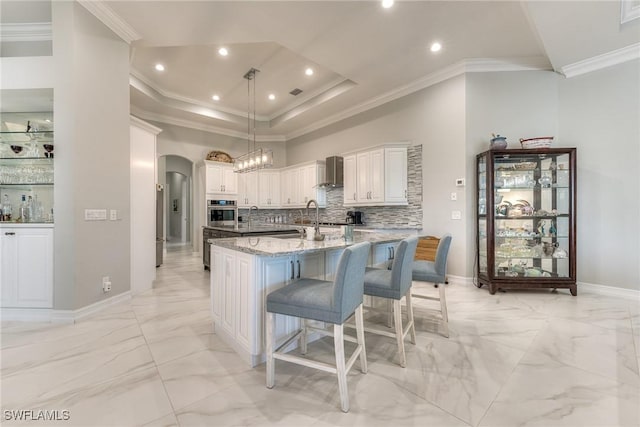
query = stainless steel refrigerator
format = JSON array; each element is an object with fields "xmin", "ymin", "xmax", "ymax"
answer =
[{"xmin": 156, "ymin": 185, "xmax": 164, "ymax": 267}]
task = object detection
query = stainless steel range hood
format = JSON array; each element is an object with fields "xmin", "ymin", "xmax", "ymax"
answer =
[{"xmin": 319, "ymin": 156, "xmax": 343, "ymax": 188}]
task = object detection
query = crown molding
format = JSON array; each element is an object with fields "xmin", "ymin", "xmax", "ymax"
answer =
[
  {"xmin": 0, "ymin": 22, "xmax": 52, "ymax": 42},
  {"xmin": 131, "ymin": 107, "xmax": 286, "ymax": 143},
  {"xmin": 130, "ymin": 115, "xmax": 163, "ymax": 135},
  {"xmin": 560, "ymin": 42, "xmax": 640, "ymax": 78},
  {"xmin": 77, "ymin": 0, "xmax": 141, "ymax": 44},
  {"xmin": 286, "ymin": 57, "xmax": 550, "ymax": 140},
  {"xmin": 621, "ymin": 0, "xmax": 640, "ymax": 24}
]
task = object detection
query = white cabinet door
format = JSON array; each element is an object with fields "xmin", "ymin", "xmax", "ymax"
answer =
[
  {"xmin": 259, "ymin": 256, "xmax": 298, "ymax": 350},
  {"xmin": 206, "ymin": 162, "xmax": 237, "ymax": 194},
  {"xmin": 299, "ymin": 163, "xmax": 326, "ymax": 207},
  {"xmin": 221, "ymin": 251, "xmax": 236, "ymax": 337},
  {"xmin": 223, "ymin": 167, "xmax": 238, "ymax": 194},
  {"xmin": 369, "ymin": 148, "xmax": 385, "ymax": 203},
  {"xmin": 384, "ymin": 147, "xmax": 408, "ymax": 204},
  {"xmin": 0, "ymin": 227, "xmax": 53, "ymax": 308},
  {"xmin": 206, "ymin": 163, "xmax": 224, "ymax": 194},
  {"xmin": 294, "ymin": 251, "xmax": 326, "ymax": 281},
  {"xmin": 237, "ymin": 172, "xmax": 259, "ymax": 207},
  {"xmin": 356, "ymin": 151, "xmax": 371, "ymax": 203},
  {"xmin": 280, "ymin": 168, "xmax": 299, "ymax": 207},
  {"xmin": 370, "ymin": 242, "xmax": 397, "ymax": 269},
  {"xmin": 210, "ymin": 246, "xmax": 222, "ymax": 323},
  {"xmin": 343, "ymin": 154, "xmax": 357, "ymax": 205},
  {"xmin": 259, "ymin": 170, "xmax": 281, "ymax": 208},
  {"xmin": 235, "ymin": 252, "xmax": 255, "ymax": 353}
]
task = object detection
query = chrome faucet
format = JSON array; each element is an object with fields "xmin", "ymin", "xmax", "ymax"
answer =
[
  {"xmin": 248, "ymin": 205, "xmax": 258, "ymax": 227},
  {"xmin": 306, "ymin": 199, "xmax": 319, "ymax": 233}
]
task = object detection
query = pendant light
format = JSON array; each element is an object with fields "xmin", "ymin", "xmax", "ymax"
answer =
[{"xmin": 233, "ymin": 68, "xmax": 273, "ymax": 173}]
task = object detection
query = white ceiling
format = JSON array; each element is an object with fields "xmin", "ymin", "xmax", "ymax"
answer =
[{"xmin": 2, "ymin": 1, "xmax": 639, "ymax": 140}]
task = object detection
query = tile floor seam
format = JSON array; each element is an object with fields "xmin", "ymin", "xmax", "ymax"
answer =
[
  {"xmin": 130, "ymin": 302, "xmax": 180, "ymax": 425},
  {"xmin": 474, "ymin": 316, "xmax": 551, "ymax": 427}
]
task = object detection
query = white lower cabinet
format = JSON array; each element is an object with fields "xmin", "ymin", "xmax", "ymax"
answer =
[
  {"xmin": 210, "ymin": 244, "xmax": 326, "ymax": 366},
  {"xmin": 0, "ymin": 227, "xmax": 53, "ymax": 308}
]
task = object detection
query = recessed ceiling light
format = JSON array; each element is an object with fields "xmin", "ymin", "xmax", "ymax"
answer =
[
  {"xmin": 305, "ymin": 67, "xmax": 314, "ymax": 76},
  {"xmin": 212, "ymin": 94, "xmax": 220, "ymax": 101},
  {"xmin": 218, "ymin": 47, "xmax": 228, "ymax": 56},
  {"xmin": 382, "ymin": 0, "xmax": 394, "ymax": 9},
  {"xmin": 268, "ymin": 94, "xmax": 276, "ymax": 101},
  {"xmin": 155, "ymin": 63, "xmax": 165, "ymax": 71},
  {"xmin": 430, "ymin": 42, "xmax": 442, "ymax": 53}
]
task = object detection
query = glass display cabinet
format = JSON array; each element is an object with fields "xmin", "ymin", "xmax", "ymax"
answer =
[
  {"xmin": 476, "ymin": 148, "xmax": 576, "ymax": 295},
  {"xmin": 0, "ymin": 131, "xmax": 54, "ymax": 223}
]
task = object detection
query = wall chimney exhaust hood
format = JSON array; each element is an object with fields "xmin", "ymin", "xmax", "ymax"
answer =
[{"xmin": 319, "ymin": 156, "xmax": 343, "ymax": 188}]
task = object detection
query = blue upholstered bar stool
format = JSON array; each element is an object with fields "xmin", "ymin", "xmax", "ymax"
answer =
[
  {"xmin": 361, "ymin": 236, "xmax": 419, "ymax": 368},
  {"xmin": 265, "ymin": 241, "xmax": 371, "ymax": 413},
  {"xmin": 412, "ymin": 234, "xmax": 452, "ymax": 338}
]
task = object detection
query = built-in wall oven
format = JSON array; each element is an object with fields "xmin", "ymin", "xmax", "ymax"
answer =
[{"xmin": 207, "ymin": 199, "xmax": 238, "ymax": 227}]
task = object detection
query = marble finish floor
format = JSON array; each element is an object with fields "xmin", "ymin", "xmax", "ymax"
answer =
[{"xmin": 2, "ymin": 248, "xmax": 639, "ymax": 426}]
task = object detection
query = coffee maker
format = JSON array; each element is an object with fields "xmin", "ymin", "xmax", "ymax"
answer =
[{"xmin": 346, "ymin": 210, "xmax": 364, "ymax": 225}]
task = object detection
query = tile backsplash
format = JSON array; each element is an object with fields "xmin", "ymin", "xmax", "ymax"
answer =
[{"xmin": 239, "ymin": 145, "xmax": 423, "ymax": 229}]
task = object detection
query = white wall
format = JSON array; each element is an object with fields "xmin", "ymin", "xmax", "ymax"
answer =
[
  {"xmin": 558, "ymin": 61, "xmax": 640, "ymax": 291},
  {"xmin": 287, "ymin": 76, "xmax": 468, "ymax": 277},
  {"xmin": 465, "ymin": 71, "xmax": 560, "ymax": 276},
  {"xmin": 53, "ymin": 2, "xmax": 131, "ymax": 309}
]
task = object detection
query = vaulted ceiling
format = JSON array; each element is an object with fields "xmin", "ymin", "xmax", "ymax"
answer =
[{"xmin": 2, "ymin": 1, "xmax": 639, "ymax": 140}]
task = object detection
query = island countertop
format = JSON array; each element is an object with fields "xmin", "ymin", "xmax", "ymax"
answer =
[{"xmin": 208, "ymin": 231, "xmax": 411, "ymax": 257}]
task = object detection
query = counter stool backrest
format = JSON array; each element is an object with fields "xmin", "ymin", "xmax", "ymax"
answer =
[
  {"xmin": 390, "ymin": 236, "xmax": 420, "ymax": 296},
  {"xmin": 334, "ymin": 241, "xmax": 372, "ymax": 322},
  {"xmin": 433, "ymin": 234, "xmax": 452, "ymax": 279}
]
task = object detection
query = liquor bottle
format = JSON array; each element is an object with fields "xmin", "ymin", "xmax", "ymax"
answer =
[
  {"xmin": 2, "ymin": 195, "xmax": 11, "ymax": 221},
  {"xmin": 20, "ymin": 195, "xmax": 29, "ymax": 222},
  {"xmin": 27, "ymin": 196, "xmax": 34, "ymax": 222}
]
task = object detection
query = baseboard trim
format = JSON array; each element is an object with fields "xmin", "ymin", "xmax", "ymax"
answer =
[
  {"xmin": 2, "ymin": 292, "xmax": 132, "ymax": 323},
  {"xmin": 577, "ymin": 281, "xmax": 639, "ymax": 300},
  {"xmin": 456, "ymin": 276, "xmax": 638, "ymax": 301}
]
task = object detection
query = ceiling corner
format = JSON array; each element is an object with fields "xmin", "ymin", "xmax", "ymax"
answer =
[{"xmin": 77, "ymin": 0, "xmax": 141, "ymax": 44}]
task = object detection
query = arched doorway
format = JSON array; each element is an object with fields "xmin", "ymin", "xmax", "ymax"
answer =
[{"xmin": 159, "ymin": 155, "xmax": 194, "ymax": 251}]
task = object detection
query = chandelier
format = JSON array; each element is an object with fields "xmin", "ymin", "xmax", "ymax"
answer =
[{"xmin": 233, "ymin": 67, "xmax": 273, "ymax": 173}]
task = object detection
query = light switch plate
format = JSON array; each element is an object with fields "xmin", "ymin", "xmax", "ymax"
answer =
[
  {"xmin": 451, "ymin": 210, "xmax": 462, "ymax": 220},
  {"xmin": 450, "ymin": 192, "xmax": 457, "ymax": 201},
  {"xmin": 110, "ymin": 209, "xmax": 117, "ymax": 221}
]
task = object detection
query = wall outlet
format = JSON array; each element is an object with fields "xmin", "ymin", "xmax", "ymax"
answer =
[
  {"xmin": 102, "ymin": 276, "xmax": 112, "ymax": 292},
  {"xmin": 110, "ymin": 209, "xmax": 118, "ymax": 221},
  {"xmin": 455, "ymin": 178, "xmax": 465, "ymax": 187},
  {"xmin": 450, "ymin": 192, "xmax": 457, "ymax": 201},
  {"xmin": 451, "ymin": 210, "xmax": 462, "ymax": 220}
]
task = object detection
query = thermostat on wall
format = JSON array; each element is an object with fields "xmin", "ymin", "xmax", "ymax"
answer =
[{"xmin": 455, "ymin": 178, "xmax": 465, "ymax": 187}]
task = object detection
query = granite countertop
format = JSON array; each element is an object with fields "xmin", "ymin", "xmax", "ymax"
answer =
[
  {"xmin": 203, "ymin": 224, "xmax": 300, "ymax": 234},
  {"xmin": 208, "ymin": 230, "xmax": 411, "ymax": 257}
]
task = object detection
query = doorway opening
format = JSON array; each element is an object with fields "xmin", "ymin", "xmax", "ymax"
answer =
[{"xmin": 159, "ymin": 155, "xmax": 194, "ymax": 252}]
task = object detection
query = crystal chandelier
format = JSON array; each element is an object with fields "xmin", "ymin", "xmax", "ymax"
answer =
[{"xmin": 233, "ymin": 68, "xmax": 273, "ymax": 173}]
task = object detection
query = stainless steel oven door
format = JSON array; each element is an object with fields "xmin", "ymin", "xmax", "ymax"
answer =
[{"xmin": 207, "ymin": 199, "xmax": 237, "ymax": 226}]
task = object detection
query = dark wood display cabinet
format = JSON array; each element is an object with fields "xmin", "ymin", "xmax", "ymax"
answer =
[{"xmin": 476, "ymin": 148, "xmax": 576, "ymax": 295}]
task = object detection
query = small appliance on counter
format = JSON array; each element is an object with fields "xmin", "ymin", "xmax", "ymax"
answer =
[{"xmin": 346, "ymin": 210, "xmax": 364, "ymax": 225}]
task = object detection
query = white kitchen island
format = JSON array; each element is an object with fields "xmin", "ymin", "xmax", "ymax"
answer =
[{"xmin": 209, "ymin": 231, "xmax": 411, "ymax": 366}]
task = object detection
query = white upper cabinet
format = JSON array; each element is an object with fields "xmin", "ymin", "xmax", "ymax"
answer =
[
  {"xmin": 237, "ymin": 172, "xmax": 259, "ymax": 207},
  {"xmin": 344, "ymin": 144, "xmax": 408, "ymax": 206},
  {"xmin": 280, "ymin": 161, "xmax": 326, "ymax": 208},
  {"xmin": 205, "ymin": 161, "xmax": 237, "ymax": 195},
  {"xmin": 258, "ymin": 170, "xmax": 281, "ymax": 208}
]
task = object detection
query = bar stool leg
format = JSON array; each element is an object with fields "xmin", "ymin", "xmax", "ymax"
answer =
[
  {"xmin": 438, "ymin": 282, "xmax": 449, "ymax": 338},
  {"xmin": 393, "ymin": 300, "xmax": 406, "ymax": 368},
  {"xmin": 355, "ymin": 304, "xmax": 367, "ymax": 374},
  {"xmin": 266, "ymin": 312, "xmax": 275, "ymax": 389},
  {"xmin": 334, "ymin": 324, "xmax": 349, "ymax": 412},
  {"xmin": 300, "ymin": 318, "xmax": 308, "ymax": 355},
  {"xmin": 405, "ymin": 291, "xmax": 416, "ymax": 344}
]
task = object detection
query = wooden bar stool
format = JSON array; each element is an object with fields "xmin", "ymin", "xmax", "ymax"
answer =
[{"xmin": 265, "ymin": 241, "xmax": 371, "ymax": 413}]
